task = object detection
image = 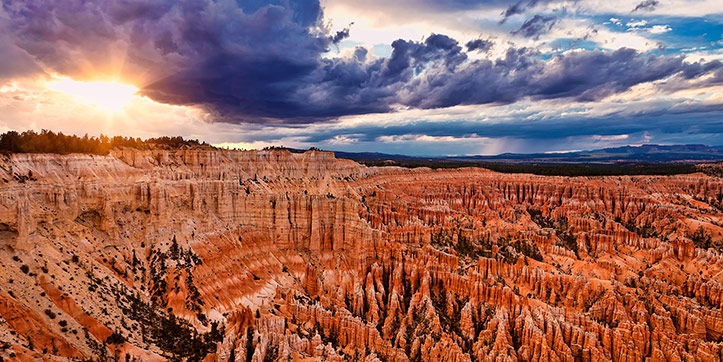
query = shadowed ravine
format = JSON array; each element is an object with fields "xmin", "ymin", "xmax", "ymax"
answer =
[{"xmin": 1, "ymin": 148, "xmax": 723, "ymax": 361}]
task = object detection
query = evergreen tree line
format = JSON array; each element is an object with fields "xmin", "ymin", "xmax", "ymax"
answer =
[{"xmin": 0, "ymin": 130, "xmax": 206, "ymax": 155}]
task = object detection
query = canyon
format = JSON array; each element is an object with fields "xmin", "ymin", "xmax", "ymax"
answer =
[{"xmin": 0, "ymin": 148, "xmax": 722, "ymax": 362}]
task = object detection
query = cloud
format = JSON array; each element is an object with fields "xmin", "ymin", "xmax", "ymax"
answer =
[
  {"xmin": 657, "ymin": 59, "xmax": 723, "ymax": 92},
  {"xmin": 513, "ymin": 15, "xmax": 558, "ymax": 39},
  {"xmin": 500, "ymin": 0, "xmax": 560, "ymax": 23},
  {"xmin": 632, "ymin": 0, "xmax": 659, "ymax": 12},
  {"xmin": 293, "ymin": 104, "xmax": 723, "ymax": 150},
  {"xmin": 626, "ymin": 20, "xmax": 648, "ymax": 28},
  {"xmin": 3, "ymin": 0, "xmax": 333, "ymax": 118},
  {"xmin": 167, "ymin": 27, "xmax": 722, "ymax": 123},
  {"xmin": 648, "ymin": 25, "xmax": 672, "ymax": 34},
  {"xmin": 330, "ymin": 24, "xmax": 353, "ymax": 45},
  {"xmin": 0, "ymin": 37, "xmax": 43, "ymax": 81},
  {"xmin": 624, "ymin": 20, "xmax": 671, "ymax": 34},
  {"xmin": 394, "ymin": 45, "xmax": 723, "ymax": 110},
  {"xmin": 2, "ymin": 0, "xmax": 723, "ymax": 126},
  {"xmin": 466, "ymin": 39, "xmax": 494, "ymax": 52}
]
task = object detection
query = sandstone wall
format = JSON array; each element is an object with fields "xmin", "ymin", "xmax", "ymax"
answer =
[{"xmin": 0, "ymin": 149, "xmax": 722, "ymax": 361}]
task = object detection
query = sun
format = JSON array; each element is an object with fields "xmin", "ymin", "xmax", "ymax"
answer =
[{"xmin": 47, "ymin": 77, "xmax": 139, "ymax": 112}]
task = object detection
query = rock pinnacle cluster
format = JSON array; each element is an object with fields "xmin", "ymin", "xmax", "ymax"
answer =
[{"xmin": 0, "ymin": 148, "xmax": 722, "ymax": 362}]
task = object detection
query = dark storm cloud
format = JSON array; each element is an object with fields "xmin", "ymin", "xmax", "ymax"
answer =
[
  {"xmin": 2, "ymin": 1, "xmax": 120, "ymax": 76},
  {"xmin": 513, "ymin": 15, "xmax": 558, "ymax": 39},
  {"xmin": 465, "ymin": 39, "xmax": 494, "ymax": 52},
  {"xmin": 394, "ymin": 46, "xmax": 722, "ymax": 109},
  {"xmin": 632, "ymin": 0, "xmax": 659, "ymax": 12},
  {"xmin": 294, "ymin": 37, "xmax": 722, "ymax": 120},
  {"xmin": 0, "ymin": 35, "xmax": 43, "ymax": 80},
  {"xmin": 659, "ymin": 59, "xmax": 723, "ymax": 91},
  {"xmin": 2, "ymin": 0, "xmax": 723, "ymax": 124},
  {"xmin": 330, "ymin": 25, "xmax": 352, "ymax": 45},
  {"xmin": 2, "ymin": 0, "xmax": 336, "ymax": 122}
]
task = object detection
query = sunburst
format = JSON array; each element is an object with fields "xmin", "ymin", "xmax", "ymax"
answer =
[{"xmin": 47, "ymin": 77, "xmax": 139, "ymax": 112}]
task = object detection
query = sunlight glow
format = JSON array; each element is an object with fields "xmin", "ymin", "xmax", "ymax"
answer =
[{"xmin": 47, "ymin": 77, "xmax": 139, "ymax": 112}]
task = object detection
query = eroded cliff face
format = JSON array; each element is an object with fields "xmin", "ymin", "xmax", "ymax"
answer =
[{"xmin": 1, "ymin": 148, "xmax": 722, "ymax": 362}]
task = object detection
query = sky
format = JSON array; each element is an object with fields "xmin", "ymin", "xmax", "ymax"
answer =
[{"xmin": 0, "ymin": 0, "xmax": 722, "ymax": 156}]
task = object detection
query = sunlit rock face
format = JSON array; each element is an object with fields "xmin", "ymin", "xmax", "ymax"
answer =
[{"xmin": 1, "ymin": 148, "xmax": 722, "ymax": 361}]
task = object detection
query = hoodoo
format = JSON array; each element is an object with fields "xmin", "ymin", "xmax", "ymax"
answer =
[{"xmin": 1, "ymin": 148, "xmax": 722, "ymax": 361}]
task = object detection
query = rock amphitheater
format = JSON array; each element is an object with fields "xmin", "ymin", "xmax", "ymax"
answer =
[{"xmin": 1, "ymin": 148, "xmax": 722, "ymax": 362}]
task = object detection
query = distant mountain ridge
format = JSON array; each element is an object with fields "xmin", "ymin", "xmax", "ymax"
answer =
[{"xmin": 332, "ymin": 144, "xmax": 723, "ymax": 164}]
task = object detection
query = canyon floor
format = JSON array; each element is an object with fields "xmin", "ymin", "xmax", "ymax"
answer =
[{"xmin": 1, "ymin": 148, "xmax": 722, "ymax": 362}]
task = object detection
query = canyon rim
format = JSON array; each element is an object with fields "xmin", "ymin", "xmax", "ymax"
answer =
[{"xmin": 0, "ymin": 146, "xmax": 722, "ymax": 361}]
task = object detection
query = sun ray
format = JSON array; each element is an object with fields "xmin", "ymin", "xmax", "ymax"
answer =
[{"xmin": 47, "ymin": 77, "xmax": 139, "ymax": 112}]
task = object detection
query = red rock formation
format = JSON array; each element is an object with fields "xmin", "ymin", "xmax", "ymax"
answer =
[{"xmin": 1, "ymin": 149, "xmax": 723, "ymax": 361}]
